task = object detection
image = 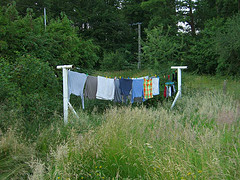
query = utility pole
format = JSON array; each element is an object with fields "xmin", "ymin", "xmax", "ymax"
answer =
[
  {"xmin": 44, "ymin": 7, "xmax": 47, "ymax": 31},
  {"xmin": 131, "ymin": 22, "xmax": 142, "ymax": 69},
  {"xmin": 137, "ymin": 23, "xmax": 141, "ymax": 69}
]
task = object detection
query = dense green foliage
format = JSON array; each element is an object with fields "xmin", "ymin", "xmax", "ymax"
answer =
[
  {"xmin": 1, "ymin": 0, "xmax": 240, "ymax": 74},
  {"xmin": 142, "ymin": 26, "xmax": 183, "ymax": 71},
  {"xmin": 0, "ymin": 4, "xmax": 101, "ymax": 131},
  {"xmin": 215, "ymin": 14, "xmax": 240, "ymax": 75}
]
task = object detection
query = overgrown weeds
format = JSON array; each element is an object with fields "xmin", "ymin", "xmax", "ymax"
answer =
[{"xmin": 42, "ymin": 91, "xmax": 240, "ymax": 179}]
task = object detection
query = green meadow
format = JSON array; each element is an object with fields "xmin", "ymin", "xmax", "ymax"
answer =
[{"xmin": 1, "ymin": 72, "xmax": 239, "ymax": 180}]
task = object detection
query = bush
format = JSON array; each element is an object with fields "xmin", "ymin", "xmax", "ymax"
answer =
[
  {"xmin": 0, "ymin": 55, "xmax": 61, "ymax": 131},
  {"xmin": 11, "ymin": 55, "xmax": 61, "ymax": 122}
]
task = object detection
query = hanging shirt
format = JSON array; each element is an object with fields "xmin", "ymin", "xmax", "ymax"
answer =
[
  {"xmin": 131, "ymin": 79, "xmax": 144, "ymax": 103},
  {"xmin": 96, "ymin": 76, "xmax": 115, "ymax": 100},
  {"xmin": 68, "ymin": 70, "xmax": 87, "ymax": 109},
  {"xmin": 152, "ymin": 77, "xmax": 159, "ymax": 96},
  {"xmin": 143, "ymin": 78, "xmax": 153, "ymax": 99},
  {"xmin": 114, "ymin": 79, "xmax": 122, "ymax": 103},
  {"xmin": 84, "ymin": 75, "xmax": 97, "ymax": 99},
  {"xmin": 164, "ymin": 86, "xmax": 167, "ymax": 98},
  {"xmin": 119, "ymin": 78, "xmax": 133, "ymax": 104}
]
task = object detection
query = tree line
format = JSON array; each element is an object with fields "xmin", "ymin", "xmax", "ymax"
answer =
[{"xmin": 1, "ymin": 0, "xmax": 240, "ymax": 74}]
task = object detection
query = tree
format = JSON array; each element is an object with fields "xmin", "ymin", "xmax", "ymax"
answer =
[
  {"xmin": 177, "ymin": 0, "xmax": 197, "ymax": 36},
  {"xmin": 182, "ymin": 18, "xmax": 224, "ymax": 74},
  {"xmin": 141, "ymin": 0, "xmax": 177, "ymax": 34},
  {"xmin": 215, "ymin": 14, "xmax": 240, "ymax": 75},
  {"xmin": 142, "ymin": 26, "xmax": 183, "ymax": 71}
]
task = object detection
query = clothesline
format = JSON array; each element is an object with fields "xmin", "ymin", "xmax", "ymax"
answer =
[
  {"xmin": 56, "ymin": 65, "xmax": 187, "ymax": 124},
  {"xmin": 68, "ymin": 70, "xmax": 177, "ymax": 109}
]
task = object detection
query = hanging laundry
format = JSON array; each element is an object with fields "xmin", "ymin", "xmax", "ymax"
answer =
[
  {"xmin": 131, "ymin": 79, "xmax": 144, "ymax": 103},
  {"xmin": 166, "ymin": 85, "xmax": 169, "ymax": 98},
  {"xmin": 84, "ymin": 75, "xmax": 97, "ymax": 100},
  {"xmin": 171, "ymin": 85, "xmax": 174, "ymax": 96},
  {"xmin": 119, "ymin": 78, "xmax": 133, "ymax": 103},
  {"xmin": 96, "ymin": 76, "xmax": 115, "ymax": 100},
  {"xmin": 164, "ymin": 86, "xmax": 167, "ymax": 98},
  {"xmin": 168, "ymin": 85, "xmax": 172, "ymax": 97},
  {"xmin": 68, "ymin": 70, "xmax": 87, "ymax": 109},
  {"xmin": 143, "ymin": 78, "xmax": 153, "ymax": 99},
  {"xmin": 173, "ymin": 85, "xmax": 176, "ymax": 94},
  {"xmin": 114, "ymin": 79, "xmax": 122, "ymax": 103},
  {"xmin": 172, "ymin": 73, "xmax": 175, "ymax": 82},
  {"xmin": 174, "ymin": 71, "xmax": 177, "ymax": 82},
  {"xmin": 152, "ymin": 77, "xmax": 159, "ymax": 96}
]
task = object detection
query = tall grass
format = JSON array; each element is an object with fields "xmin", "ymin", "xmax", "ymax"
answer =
[
  {"xmin": 0, "ymin": 130, "xmax": 34, "ymax": 179},
  {"xmin": 41, "ymin": 91, "xmax": 240, "ymax": 179}
]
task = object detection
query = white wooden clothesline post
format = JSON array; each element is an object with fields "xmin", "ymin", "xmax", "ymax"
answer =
[
  {"xmin": 57, "ymin": 65, "xmax": 73, "ymax": 124},
  {"xmin": 170, "ymin": 66, "xmax": 187, "ymax": 109}
]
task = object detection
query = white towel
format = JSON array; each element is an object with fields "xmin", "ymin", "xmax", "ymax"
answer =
[
  {"xmin": 168, "ymin": 85, "xmax": 172, "ymax": 97},
  {"xmin": 96, "ymin": 76, "xmax": 115, "ymax": 100},
  {"xmin": 152, "ymin": 77, "xmax": 159, "ymax": 95}
]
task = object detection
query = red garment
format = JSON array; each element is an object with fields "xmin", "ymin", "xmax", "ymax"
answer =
[{"xmin": 164, "ymin": 86, "xmax": 167, "ymax": 98}]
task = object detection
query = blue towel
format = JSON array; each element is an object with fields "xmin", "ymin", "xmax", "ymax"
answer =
[
  {"xmin": 131, "ymin": 79, "xmax": 144, "ymax": 103},
  {"xmin": 68, "ymin": 70, "xmax": 87, "ymax": 109}
]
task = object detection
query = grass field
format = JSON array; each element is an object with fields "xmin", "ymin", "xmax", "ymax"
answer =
[{"xmin": 0, "ymin": 71, "xmax": 239, "ymax": 179}]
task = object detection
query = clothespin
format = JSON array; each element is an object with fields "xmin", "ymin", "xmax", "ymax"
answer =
[
  {"xmin": 155, "ymin": 74, "xmax": 157, "ymax": 77},
  {"xmin": 119, "ymin": 76, "xmax": 121, "ymax": 79},
  {"xmin": 106, "ymin": 76, "xmax": 107, "ymax": 78}
]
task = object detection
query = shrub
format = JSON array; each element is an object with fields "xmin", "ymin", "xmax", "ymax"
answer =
[{"xmin": 11, "ymin": 55, "xmax": 61, "ymax": 122}]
